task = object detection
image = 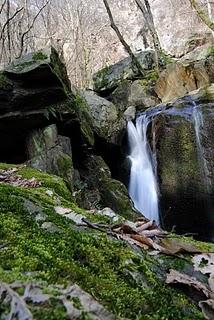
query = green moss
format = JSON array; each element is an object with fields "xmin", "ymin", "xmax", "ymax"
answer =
[
  {"xmin": 93, "ymin": 65, "xmax": 111, "ymax": 91},
  {"xmin": 0, "ymin": 163, "xmax": 206, "ymax": 319},
  {"xmin": 49, "ymin": 47, "xmax": 71, "ymax": 96},
  {"xmin": 160, "ymin": 51, "xmax": 174, "ymax": 66},
  {"xmin": 17, "ymin": 165, "xmax": 72, "ymax": 201},
  {"xmin": 139, "ymin": 69, "xmax": 159, "ymax": 93},
  {"xmin": 0, "ymin": 72, "xmax": 13, "ymax": 90},
  {"xmin": 66, "ymin": 94, "xmax": 94, "ymax": 145},
  {"xmin": 206, "ymin": 45, "xmax": 214, "ymax": 57},
  {"xmin": 33, "ymin": 51, "xmax": 48, "ymax": 61}
]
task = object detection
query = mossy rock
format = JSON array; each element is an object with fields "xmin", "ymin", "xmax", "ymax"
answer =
[
  {"xmin": 0, "ymin": 162, "xmax": 209, "ymax": 319},
  {"xmin": 93, "ymin": 50, "xmax": 157, "ymax": 93},
  {"xmin": 0, "ymin": 71, "xmax": 13, "ymax": 90}
]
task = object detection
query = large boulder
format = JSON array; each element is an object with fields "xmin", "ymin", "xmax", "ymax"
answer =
[
  {"xmin": 0, "ymin": 47, "xmax": 77, "ymax": 164},
  {"xmin": 93, "ymin": 50, "xmax": 157, "ymax": 93},
  {"xmin": 0, "ymin": 47, "xmax": 72, "ymax": 115},
  {"xmin": 81, "ymin": 90, "xmax": 124, "ymax": 143},
  {"xmin": 109, "ymin": 77, "xmax": 159, "ymax": 111},
  {"xmin": 152, "ymin": 86, "xmax": 214, "ymax": 241},
  {"xmin": 155, "ymin": 54, "xmax": 214, "ymax": 102},
  {"xmin": 80, "ymin": 155, "xmax": 138, "ymax": 220}
]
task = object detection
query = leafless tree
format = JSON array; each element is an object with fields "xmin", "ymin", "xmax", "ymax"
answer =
[
  {"xmin": 0, "ymin": 0, "xmax": 49, "ymax": 66},
  {"xmin": 102, "ymin": 0, "xmax": 144, "ymax": 76}
]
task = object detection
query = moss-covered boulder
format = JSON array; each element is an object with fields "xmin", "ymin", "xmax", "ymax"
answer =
[
  {"xmin": 81, "ymin": 90, "xmax": 124, "ymax": 144},
  {"xmin": 0, "ymin": 163, "xmax": 212, "ymax": 319},
  {"xmin": 80, "ymin": 155, "xmax": 138, "ymax": 220},
  {"xmin": 110, "ymin": 77, "xmax": 159, "ymax": 112},
  {"xmin": 93, "ymin": 50, "xmax": 157, "ymax": 93},
  {"xmin": 152, "ymin": 86, "xmax": 214, "ymax": 241},
  {"xmin": 1, "ymin": 47, "xmax": 72, "ymax": 115},
  {"xmin": 26, "ymin": 124, "xmax": 74, "ymax": 190}
]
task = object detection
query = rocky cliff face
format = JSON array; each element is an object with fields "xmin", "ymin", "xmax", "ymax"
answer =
[
  {"xmin": 149, "ymin": 0, "xmax": 213, "ymax": 56},
  {"xmin": 63, "ymin": 0, "xmax": 214, "ymax": 79}
]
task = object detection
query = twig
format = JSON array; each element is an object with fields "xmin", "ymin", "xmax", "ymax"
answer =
[
  {"xmin": 81, "ymin": 218, "xmax": 106, "ymax": 232},
  {"xmin": 18, "ymin": 0, "xmax": 50, "ymax": 57},
  {"xmin": 0, "ymin": 6, "xmax": 24, "ymax": 40}
]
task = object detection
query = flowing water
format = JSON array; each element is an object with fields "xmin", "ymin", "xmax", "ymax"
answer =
[
  {"xmin": 127, "ymin": 114, "xmax": 159, "ymax": 224},
  {"xmin": 192, "ymin": 101, "xmax": 211, "ymax": 192}
]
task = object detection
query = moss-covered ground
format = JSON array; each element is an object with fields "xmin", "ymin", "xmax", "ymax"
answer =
[{"xmin": 0, "ymin": 163, "xmax": 212, "ymax": 319}]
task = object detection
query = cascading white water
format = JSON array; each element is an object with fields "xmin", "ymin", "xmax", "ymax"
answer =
[
  {"xmin": 127, "ymin": 114, "xmax": 159, "ymax": 224},
  {"xmin": 192, "ymin": 102, "xmax": 211, "ymax": 191}
]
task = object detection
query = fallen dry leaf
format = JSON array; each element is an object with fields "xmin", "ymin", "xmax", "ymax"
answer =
[
  {"xmin": 199, "ymin": 299, "xmax": 214, "ymax": 320},
  {"xmin": 114, "ymin": 233, "xmax": 149, "ymax": 250},
  {"xmin": 166, "ymin": 269, "xmax": 214, "ymax": 299},
  {"xmin": 192, "ymin": 254, "xmax": 214, "ymax": 275},
  {"xmin": 160, "ymin": 238, "xmax": 202, "ymax": 255},
  {"xmin": 0, "ymin": 168, "xmax": 41, "ymax": 188}
]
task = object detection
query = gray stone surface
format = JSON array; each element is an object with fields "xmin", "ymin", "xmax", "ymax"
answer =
[
  {"xmin": 27, "ymin": 124, "xmax": 74, "ymax": 189},
  {"xmin": 93, "ymin": 50, "xmax": 156, "ymax": 92}
]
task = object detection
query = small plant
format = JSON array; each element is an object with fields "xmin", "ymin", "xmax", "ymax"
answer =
[
  {"xmin": 206, "ymin": 45, "xmax": 214, "ymax": 57},
  {"xmin": 44, "ymin": 105, "xmax": 58, "ymax": 120},
  {"xmin": 33, "ymin": 51, "xmax": 48, "ymax": 61}
]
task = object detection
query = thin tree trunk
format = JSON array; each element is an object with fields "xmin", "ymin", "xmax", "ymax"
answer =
[
  {"xmin": 6, "ymin": 0, "xmax": 11, "ymax": 62},
  {"xmin": 135, "ymin": 0, "xmax": 161, "ymax": 72},
  {"xmin": 102, "ymin": 0, "xmax": 144, "ymax": 76},
  {"xmin": 189, "ymin": 0, "xmax": 214, "ymax": 32},
  {"xmin": 206, "ymin": 0, "xmax": 214, "ymax": 37}
]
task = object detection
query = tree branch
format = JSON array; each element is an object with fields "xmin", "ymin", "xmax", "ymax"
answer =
[
  {"xmin": 102, "ymin": 0, "xmax": 144, "ymax": 76},
  {"xmin": 135, "ymin": 0, "xmax": 161, "ymax": 72},
  {"xmin": 189, "ymin": 0, "xmax": 214, "ymax": 31},
  {"xmin": 18, "ymin": 0, "xmax": 50, "ymax": 58},
  {"xmin": 0, "ymin": 6, "xmax": 24, "ymax": 40},
  {"xmin": 0, "ymin": 0, "xmax": 7, "ymax": 16}
]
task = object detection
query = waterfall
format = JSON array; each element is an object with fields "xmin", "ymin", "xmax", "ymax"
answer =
[
  {"xmin": 192, "ymin": 102, "xmax": 211, "ymax": 191},
  {"xmin": 127, "ymin": 114, "xmax": 159, "ymax": 224}
]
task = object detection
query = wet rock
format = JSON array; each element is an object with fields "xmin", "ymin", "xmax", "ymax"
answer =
[
  {"xmin": 124, "ymin": 106, "xmax": 136, "ymax": 121},
  {"xmin": 128, "ymin": 79, "xmax": 158, "ymax": 108},
  {"xmin": 81, "ymin": 155, "xmax": 139, "ymax": 220},
  {"xmin": 27, "ymin": 124, "xmax": 73, "ymax": 189},
  {"xmin": 153, "ymin": 86, "xmax": 214, "ymax": 241}
]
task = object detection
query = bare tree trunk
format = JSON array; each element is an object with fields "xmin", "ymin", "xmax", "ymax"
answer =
[
  {"xmin": 6, "ymin": 0, "xmax": 11, "ymax": 62},
  {"xmin": 206, "ymin": 0, "xmax": 214, "ymax": 36},
  {"xmin": 135, "ymin": 0, "xmax": 161, "ymax": 72},
  {"xmin": 189, "ymin": 0, "xmax": 214, "ymax": 32},
  {"xmin": 102, "ymin": 0, "xmax": 144, "ymax": 76}
]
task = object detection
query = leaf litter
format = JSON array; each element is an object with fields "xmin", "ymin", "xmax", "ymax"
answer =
[{"xmin": 0, "ymin": 167, "xmax": 41, "ymax": 188}]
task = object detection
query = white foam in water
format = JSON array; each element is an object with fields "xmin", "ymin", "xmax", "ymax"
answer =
[
  {"xmin": 192, "ymin": 101, "xmax": 211, "ymax": 191},
  {"xmin": 127, "ymin": 114, "xmax": 159, "ymax": 224}
]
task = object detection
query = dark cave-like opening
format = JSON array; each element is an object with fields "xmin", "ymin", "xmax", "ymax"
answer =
[
  {"xmin": 0, "ymin": 128, "xmax": 28, "ymax": 164},
  {"xmin": 94, "ymin": 131, "xmax": 131, "ymax": 188}
]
